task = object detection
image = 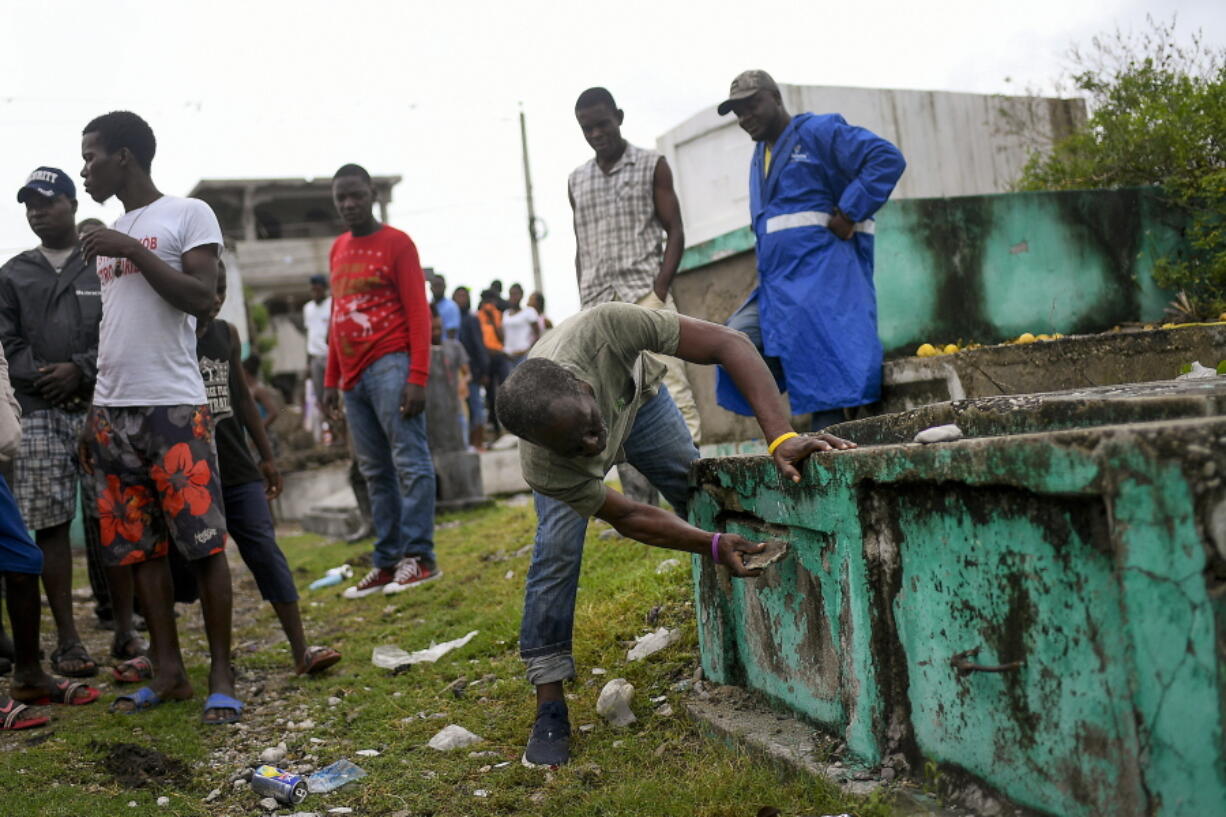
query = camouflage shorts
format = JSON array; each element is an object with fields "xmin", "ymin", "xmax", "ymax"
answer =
[{"xmin": 86, "ymin": 404, "xmax": 228, "ymax": 568}]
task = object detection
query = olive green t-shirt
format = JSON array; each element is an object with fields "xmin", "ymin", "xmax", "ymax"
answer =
[{"xmin": 520, "ymin": 302, "xmax": 681, "ymax": 517}]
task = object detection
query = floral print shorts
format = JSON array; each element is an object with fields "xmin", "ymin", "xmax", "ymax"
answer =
[{"xmin": 86, "ymin": 404, "xmax": 228, "ymax": 568}]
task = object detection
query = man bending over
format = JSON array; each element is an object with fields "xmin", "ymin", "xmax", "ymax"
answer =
[{"xmin": 497, "ymin": 302, "xmax": 853, "ymax": 767}]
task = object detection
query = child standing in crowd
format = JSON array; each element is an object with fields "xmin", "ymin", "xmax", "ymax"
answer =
[
  {"xmin": 0, "ymin": 339, "xmax": 101, "ymax": 731},
  {"xmin": 188, "ymin": 266, "xmax": 340, "ymax": 676}
]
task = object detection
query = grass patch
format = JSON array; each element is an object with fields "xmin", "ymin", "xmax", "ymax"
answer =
[{"xmin": 2, "ymin": 499, "xmax": 896, "ymax": 816}]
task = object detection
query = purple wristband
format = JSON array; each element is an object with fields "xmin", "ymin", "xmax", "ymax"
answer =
[{"xmin": 711, "ymin": 533, "xmax": 722, "ymax": 564}]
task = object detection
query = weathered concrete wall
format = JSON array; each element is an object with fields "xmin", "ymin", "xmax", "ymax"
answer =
[
  {"xmin": 876, "ymin": 323, "xmax": 1226, "ymax": 414},
  {"xmin": 688, "ymin": 406, "xmax": 1226, "ymax": 816},
  {"xmin": 658, "ymin": 84, "xmax": 1086, "ymax": 246},
  {"xmin": 672, "ymin": 188, "xmax": 1191, "ymax": 444}
]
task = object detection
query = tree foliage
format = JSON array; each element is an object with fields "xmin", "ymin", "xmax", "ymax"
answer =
[{"xmin": 1017, "ymin": 17, "xmax": 1226, "ymax": 319}]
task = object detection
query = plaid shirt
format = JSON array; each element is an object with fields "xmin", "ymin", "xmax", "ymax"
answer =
[{"xmin": 569, "ymin": 143, "xmax": 664, "ymax": 307}]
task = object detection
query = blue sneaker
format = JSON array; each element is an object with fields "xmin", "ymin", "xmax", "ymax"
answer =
[{"xmin": 522, "ymin": 700, "xmax": 571, "ymax": 768}]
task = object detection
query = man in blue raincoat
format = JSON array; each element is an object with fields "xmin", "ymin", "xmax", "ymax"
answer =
[{"xmin": 715, "ymin": 70, "xmax": 906, "ymax": 428}]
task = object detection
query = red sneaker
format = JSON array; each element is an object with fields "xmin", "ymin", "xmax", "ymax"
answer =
[
  {"xmin": 383, "ymin": 557, "xmax": 442, "ymax": 594},
  {"xmin": 342, "ymin": 567, "xmax": 395, "ymax": 599}
]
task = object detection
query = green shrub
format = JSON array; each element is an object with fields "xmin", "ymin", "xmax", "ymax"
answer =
[{"xmin": 1017, "ymin": 17, "xmax": 1226, "ymax": 319}]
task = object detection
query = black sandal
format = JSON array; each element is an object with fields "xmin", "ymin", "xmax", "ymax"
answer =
[
  {"xmin": 110, "ymin": 631, "xmax": 147, "ymax": 661},
  {"xmin": 50, "ymin": 642, "xmax": 99, "ymax": 678}
]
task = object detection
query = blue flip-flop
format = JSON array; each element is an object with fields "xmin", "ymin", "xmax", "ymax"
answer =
[
  {"xmin": 202, "ymin": 693, "xmax": 243, "ymax": 725},
  {"xmin": 110, "ymin": 686, "xmax": 161, "ymax": 714}
]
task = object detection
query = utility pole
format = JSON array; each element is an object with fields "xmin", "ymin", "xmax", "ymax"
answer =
[{"xmin": 519, "ymin": 103, "xmax": 545, "ymax": 295}]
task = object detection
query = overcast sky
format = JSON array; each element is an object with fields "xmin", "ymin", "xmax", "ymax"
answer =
[{"xmin": 2, "ymin": 0, "xmax": 1222, "ymax": 321}]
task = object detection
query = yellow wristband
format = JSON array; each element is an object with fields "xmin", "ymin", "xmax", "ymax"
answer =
[{"xmin": 767, "ymin": 431, "xmax": 799, "ymax": 456}]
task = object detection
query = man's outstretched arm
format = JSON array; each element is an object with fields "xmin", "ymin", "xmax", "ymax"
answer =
[
  {"xmin": 673, "ymin": 314, "xmax": 855, "ymax": 481},
  {"xmin": 594, "ymin": 486, "xmax": 763, "ymax": 577}
]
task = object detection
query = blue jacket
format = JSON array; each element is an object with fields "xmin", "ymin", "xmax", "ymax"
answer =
[{"xmin": 717, "ymin": 113, "xmax": 905, "ymax": 415}]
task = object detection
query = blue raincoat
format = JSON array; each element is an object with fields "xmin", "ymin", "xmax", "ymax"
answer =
[{"xmin": 717, "ymin": 113, "xmax": 905, "ymax": 416}]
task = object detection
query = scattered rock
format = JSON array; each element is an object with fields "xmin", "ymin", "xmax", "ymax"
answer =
[
  {"xmin": 1177, "ymin": 361, "xmax": 1219, "ymax": 380},
  {"xmin": 656, "ymin": 558, "xmax": 682, "ymax": 573},
  {"xmin": 598, "ymin": 528, "xmax": 622, "ymax": 540},
  {"xmin": 504, "ymin": 570, "xmax": 514, "ymax": 580},
  {"xmin": 156, "ymin": 796, "xmax": 169, "ymax": 807},
  {"xmin": 913, "ymin": 423, "xmax": 963, "ymax": 444},
  {"xmin": 327, "ymin": 696, "xmax": 342, "ymax": 707},
  {"xmin": 529, "ymin": 791, "xmax": 546, "ymax": 804},
  {"xmin": 627, "ymin": 627, "xmax": 679, "ymax": 661},
  {"xmin": 881, "ymin": 766, "xmax": 897, "ymax": 783},
  {"xmin": 328, "ymin": 809, "xmax": 354, "ymax": 815},
  {"xmin": 203, "ymin": 788, "xmax": 221, "ymax": 802},
  {"xmin": 591, "ymin": 667, "xmax": 607, "ymax": 675},
  {"xmin": 474, "ymin": 789, "xmax": 490, "ymax": 797},
  {"xmin": 596, "ymin": 679, "xmax": 636, "ymax": 727},
  {"xmin": 259, "ymin": 797, "xmax": 278, "ymax": 811},
  {"xmin": 427, "ymin": 724, "xmax": 484, "ymax": 750},
  {"xmin": 573, "ymin": 762, "xmax": 602, "ymax": 784},
  {"xmin": 656, "ymin": 703, "xmax": 674, "ymax": 717},
  {"xmin": 612, "ymin": 740, "xmax": 625, "ymax": 748},
  {"xmin": 468, "ymin": 750, "xmax": 499, "ymax": 758},
  {"xmin": 232, "ymin": 778, "xmax": 247, "ymax": 789},
  {"xmin": 355, "ymin": 749, "xmax": 380, "ymax": 757},
  {"xmin": 579, "ymin": 724, "xmax": 594, "ymax": 733},
  {"xmin": 443, "ymin": 677, "xmax": 468, "ymax": 698},
  {"xmin": 260, "ymin": 743, "xmax": 287, "ymax": 764}
]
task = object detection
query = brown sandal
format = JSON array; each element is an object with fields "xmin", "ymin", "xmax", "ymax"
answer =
[{"xmin": 298, "ymin": 645, "xmax": 342, "ymax": 675}]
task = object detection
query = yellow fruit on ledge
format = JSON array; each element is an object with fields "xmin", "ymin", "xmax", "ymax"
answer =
[
  {"xmin": 1016, "ymin": 332, "xmax": 1036, "ymax": 344},
  {"xmin": 943, "ymin": 343, "xmax": 959, "ymax": 354},
  {"xmin": 916, "ymin": 343, "xmax": 938, "ymax": 357}
]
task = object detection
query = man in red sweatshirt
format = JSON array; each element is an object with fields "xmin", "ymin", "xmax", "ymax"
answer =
[{"xmin": 322, "ymin": 164, "xmax": 439, "ymax": 598}]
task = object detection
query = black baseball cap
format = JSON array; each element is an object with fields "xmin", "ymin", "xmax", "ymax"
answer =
[{"xmin": 16, "ymin": 166, "xmax": 76, "ymax": 203}]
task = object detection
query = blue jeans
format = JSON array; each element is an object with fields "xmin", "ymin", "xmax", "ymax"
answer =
[
  {"xmin": 727, "ymin": 297, "xmax": 847, "ymax": 431},
  {"xmin": 520, "ymin": 386, "xmax": 698, "ymax": 685},
  {"xmin": 343, "ymin": 352, "xmax": 436, "ymax": 570}
]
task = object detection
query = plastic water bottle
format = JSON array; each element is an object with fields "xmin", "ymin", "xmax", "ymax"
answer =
[
  {"xmin": 308, "ymin": 565, "xmax": 353, "ymax": 590},
  {"xmin": 306, "ymin": 758, "xmax": 367, "ymax": 793}
]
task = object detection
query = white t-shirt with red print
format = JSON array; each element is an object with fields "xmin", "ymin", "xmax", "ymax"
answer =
[{"xmin": 93, "ymin": 196, "xmax": 222, "ymax": 407}]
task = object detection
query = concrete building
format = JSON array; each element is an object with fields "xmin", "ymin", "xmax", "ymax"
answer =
[
  {"xmin": 657, "ymin": 83, "xmax": 1087, "ymax": 246},
  {"xmin": 188, "ymin": 176, "xmax": 401, "ymax": 385}
]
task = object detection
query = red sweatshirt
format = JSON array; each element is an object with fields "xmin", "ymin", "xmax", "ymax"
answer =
[{"xmin": 324, "ymin": 225, "xmax": 431, "ymax": 390}]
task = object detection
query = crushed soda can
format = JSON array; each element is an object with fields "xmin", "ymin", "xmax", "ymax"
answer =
[{"xmin": 250, "ymin": 765, "xmax": 308, "ymax": 804}]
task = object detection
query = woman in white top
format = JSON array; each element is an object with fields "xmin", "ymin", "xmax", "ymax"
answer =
[
  {"xmin": 528, "ymin": 291, "xmax": 553, "ymax": 336},
  {"xmin": 502, "ymin": 283, "xmax": 540, "ymax": 366}
]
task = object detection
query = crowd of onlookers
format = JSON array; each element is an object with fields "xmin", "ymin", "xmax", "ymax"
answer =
[{"xmin": 0, "ymin": 71, "xmax": 904, "ymax": 774}]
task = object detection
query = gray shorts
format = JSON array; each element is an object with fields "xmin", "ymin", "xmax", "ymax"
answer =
[{"xmin": 15, "ymin": 408, "xmax": 93, "ymax": 531}]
